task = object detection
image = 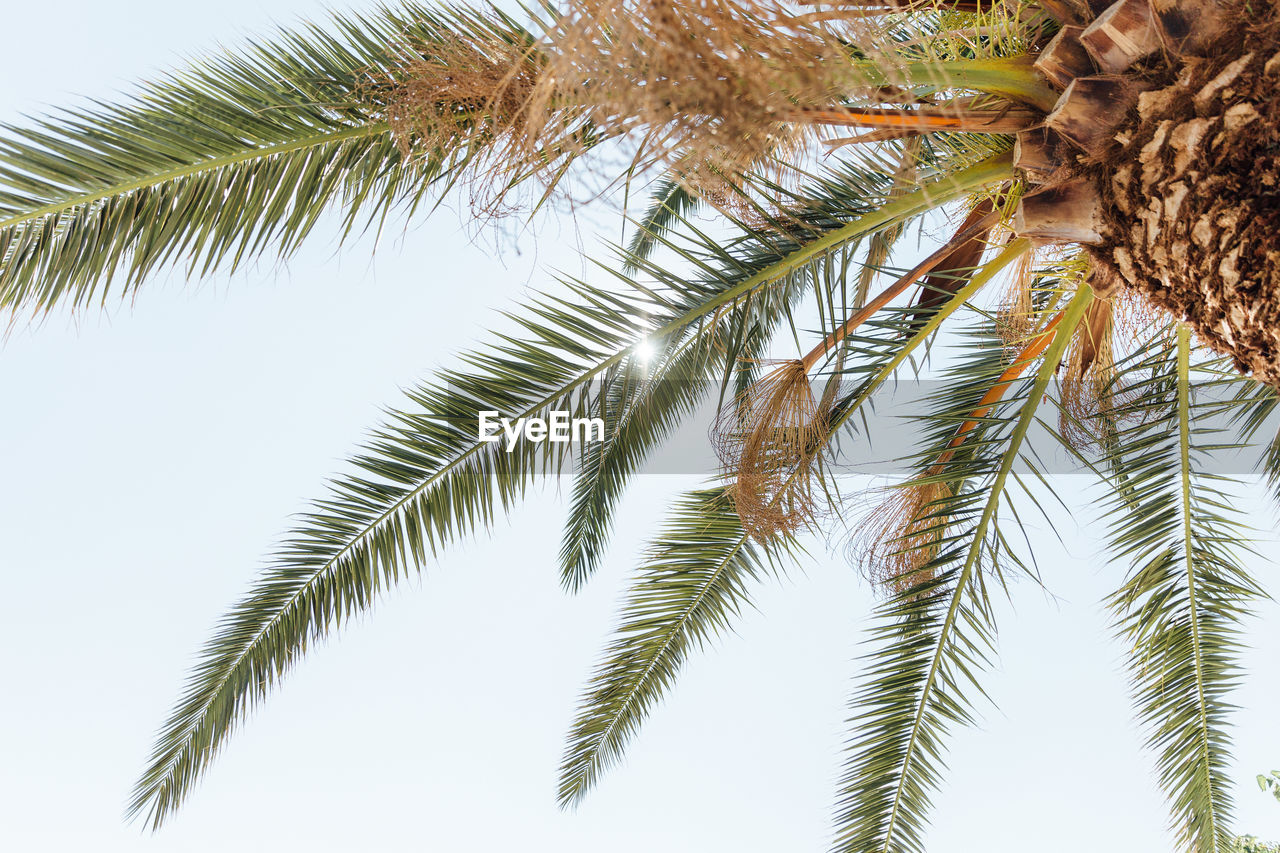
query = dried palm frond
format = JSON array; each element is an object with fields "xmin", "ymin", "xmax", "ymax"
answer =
[
  {"xmin": 370, "ymin": 0, "xmax": 1050, "ymax": 212},
  {"xmin": 800, "ymin": 104, "xmax": 1039, "ymax": 134},
  {"xmin": 1058, "ymin": 285, "xmax": 1161, "ymax": 449},
  {"xmin": 370, "ymin": 0, "xmax": 860, "ymax": 210},
  {"xmin": 850, "ymin": 305, "xmax": 1068, "ymax": 592},
  {"xmin": 716, "ymin": 359, "xmax": 830, "ymax": 540},
  {"xmin": 850, "ymin": 477, "xmax": 953, "ymax": 593},
  {"xmin": 529, "ymin": 0, "xmax": 868, "ymax": 194},
  {"xmin": 995, "ymin": 244, "xmax": 1038, "ymax": 342},
  {"xmin": 378, "ymin": 33, "xmax": 539, "ymax": 156},
  {"xmin": 365, "ymin": 23, "xmax": 592, "ymax": 215},
  {"xmin": 1059, "ymin": 295, "xmax": 1116, "ymax": 446},
  {"xmin": 715, "ymin": 202, "xmax": 1003, "ymax": 539}
]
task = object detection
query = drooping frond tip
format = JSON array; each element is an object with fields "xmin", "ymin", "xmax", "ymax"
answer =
[
  {"xmin": 0, "ymin": 2, "xmax": 554, "ymax": 318},
  {"xmin": 557, "ymin": 487, "xmax": 778, "ymax": 807}
]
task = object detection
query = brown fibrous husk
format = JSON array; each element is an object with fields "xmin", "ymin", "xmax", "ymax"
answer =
[
  {"xmin": 371, "ymin": 1, "xmax": 880, "ymax": 210},
  {"xmin": 849, "ymin": 477, "xmax": 953, "ymax": 594},
  {"xmin": 995, "ymin": 244, "xmax": 1039, "ymax": 344},
  {"xmin": 715, "ymin": 359, "xmax": 830, "ymax": 541},
  {"xmin": 1058, "ymin": 285, "xmax": 1162, "ymax": 449},
  {"xmin": 531, "ymin": 0, "xmax": 865, "ymax": 193},
  {"xmin": 1059, "ymin": 292, "xmax": 1116, "ymax": 448},
  {"xmin": 365, "ymin": 29, "xmax": 585, "ymax": 216}
]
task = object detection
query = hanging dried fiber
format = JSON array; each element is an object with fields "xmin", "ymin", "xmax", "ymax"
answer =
[{"xmin": 715, "ymin": 204, "xmax": 1003, "ymax": 541}]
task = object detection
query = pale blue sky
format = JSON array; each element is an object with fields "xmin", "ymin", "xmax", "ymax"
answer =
[{"xmin": 1, "ymin": 3, "xmax": 1278, "ymax": 851}]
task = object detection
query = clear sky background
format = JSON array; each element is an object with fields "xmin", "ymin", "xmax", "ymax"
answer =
[{"xmin": 1, "ymin": 3, "xmax": 1278, "ymax": 851}]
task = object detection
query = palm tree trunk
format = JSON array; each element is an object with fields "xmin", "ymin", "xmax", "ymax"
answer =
[
  {"xmin": 1093, "ymin": 35, "xmax": 1280, "ymax": 385},
  {"xmin": 1012, "ymin": 0, "xmax": 1280, "ymax": 386}
]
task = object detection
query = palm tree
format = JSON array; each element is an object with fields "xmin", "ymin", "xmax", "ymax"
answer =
[{"xmin": 1, "ymin": 0, "xmax": 1276, "ymax": 850}]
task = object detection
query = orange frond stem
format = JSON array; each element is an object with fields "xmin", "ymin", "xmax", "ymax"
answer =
[
  {"xmin": 935, "ymin": 308, "xmax": 1066, "ymax": 464},
  {"xmin": 794, "ymin": 0, "xmax": 987, "ymax": 11},
  {"xmin": 799, "ymin": 207, "xmax": 1001, "ymax": 370},
  {"xmin": 798, "ymin": 106, "xmax": 1039, "ymax": 133},
  {"xmin": 823, "ymin": 129, "xmax": 922, "ymax": 148}
]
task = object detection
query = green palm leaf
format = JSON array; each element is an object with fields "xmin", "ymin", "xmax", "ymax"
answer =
[
  {"xmin": 622, "ymin": 177, "xmax": 700, "ymax": 273},
  {"xmin": 558, "ymin": 487, "xmax": 790, "ymax": 804},
  {"xmin": 1229, "ymin": 382, "xmax": 1280, "ymax": 509},
  {"xmin": 1, "ymin": 0, "xmax": 1270, "ymax": 843},
  {"xmin": 1097, "ymin": 328, "xmax": 1263, "ymax": 853},
  {"xmin": 129, "ymin": 151, "xmax": 1012, "ymax": 828},
  {"xmin": 832, "ymin": 283, "xmax": 1093, "ymax": 853},
  {"xmin": 127, "ymin": 280, "xmax": 642, "ymax": 828},
  {"xmin": 0, "ymin": 2, "xmax": 546, "ymax": 315},
  {"xmin": 560, "ymin": 327, "xmax": 725, "ymax": 591},
  {"xmin": 560, "ymin": 239, "xmax": 1033, "ymax": 806},
  {"xmin": 559, "ymin": 157, "xmax": 937, "ymax": 590}
]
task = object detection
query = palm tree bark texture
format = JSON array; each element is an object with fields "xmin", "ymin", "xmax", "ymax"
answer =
[{"xmin": 1014, "ymin": 0, "xmax": 1280, "ymax": 385}]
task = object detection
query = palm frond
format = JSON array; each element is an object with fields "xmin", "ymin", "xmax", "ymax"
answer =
[
  {"xmin": 559, "ymin": 156, "xmax": 959, "ymax": 590},
  {"xmin": 559, "ymin": 325, "xmax": 726, "ymax": 591},
  {"xmin": 832, "ymin": 283, "xmax": 1093, "ymax": 853},
  {"xmin": 128, "ymin": 278, "xmax": 643, "ymax": 829},
  {"xmin": 131, "ymin": 151, "xmax": 1013, "ymax": 828},
  {"xmin": 558, "ymin": 487, "xmax": 791, "ymax": 805},
  {"xmin": 1230, "ymin": 381, "xmax": 1280, "ymax": 509},
  {"xmin": 557, "ymin": 154, "xmax": 1012, "ymax": 590},
  {"xmin": 828, "ymin": 239, "xmax": 1031, "ymax": 423},
  {"xmin": 1097, "ymin": 328, "xmax": 1262, "ymax": 853},
  {"xmin": 622, "ymin": 177, "xmax": 700, "ymax": 273},
  {"xmin": 0, "ymin": 2, "xmax": 546, "ymax": 316},
  {"xmin": 559, "ymin": 239, "xmax": 1032, "ymax": 807}
]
